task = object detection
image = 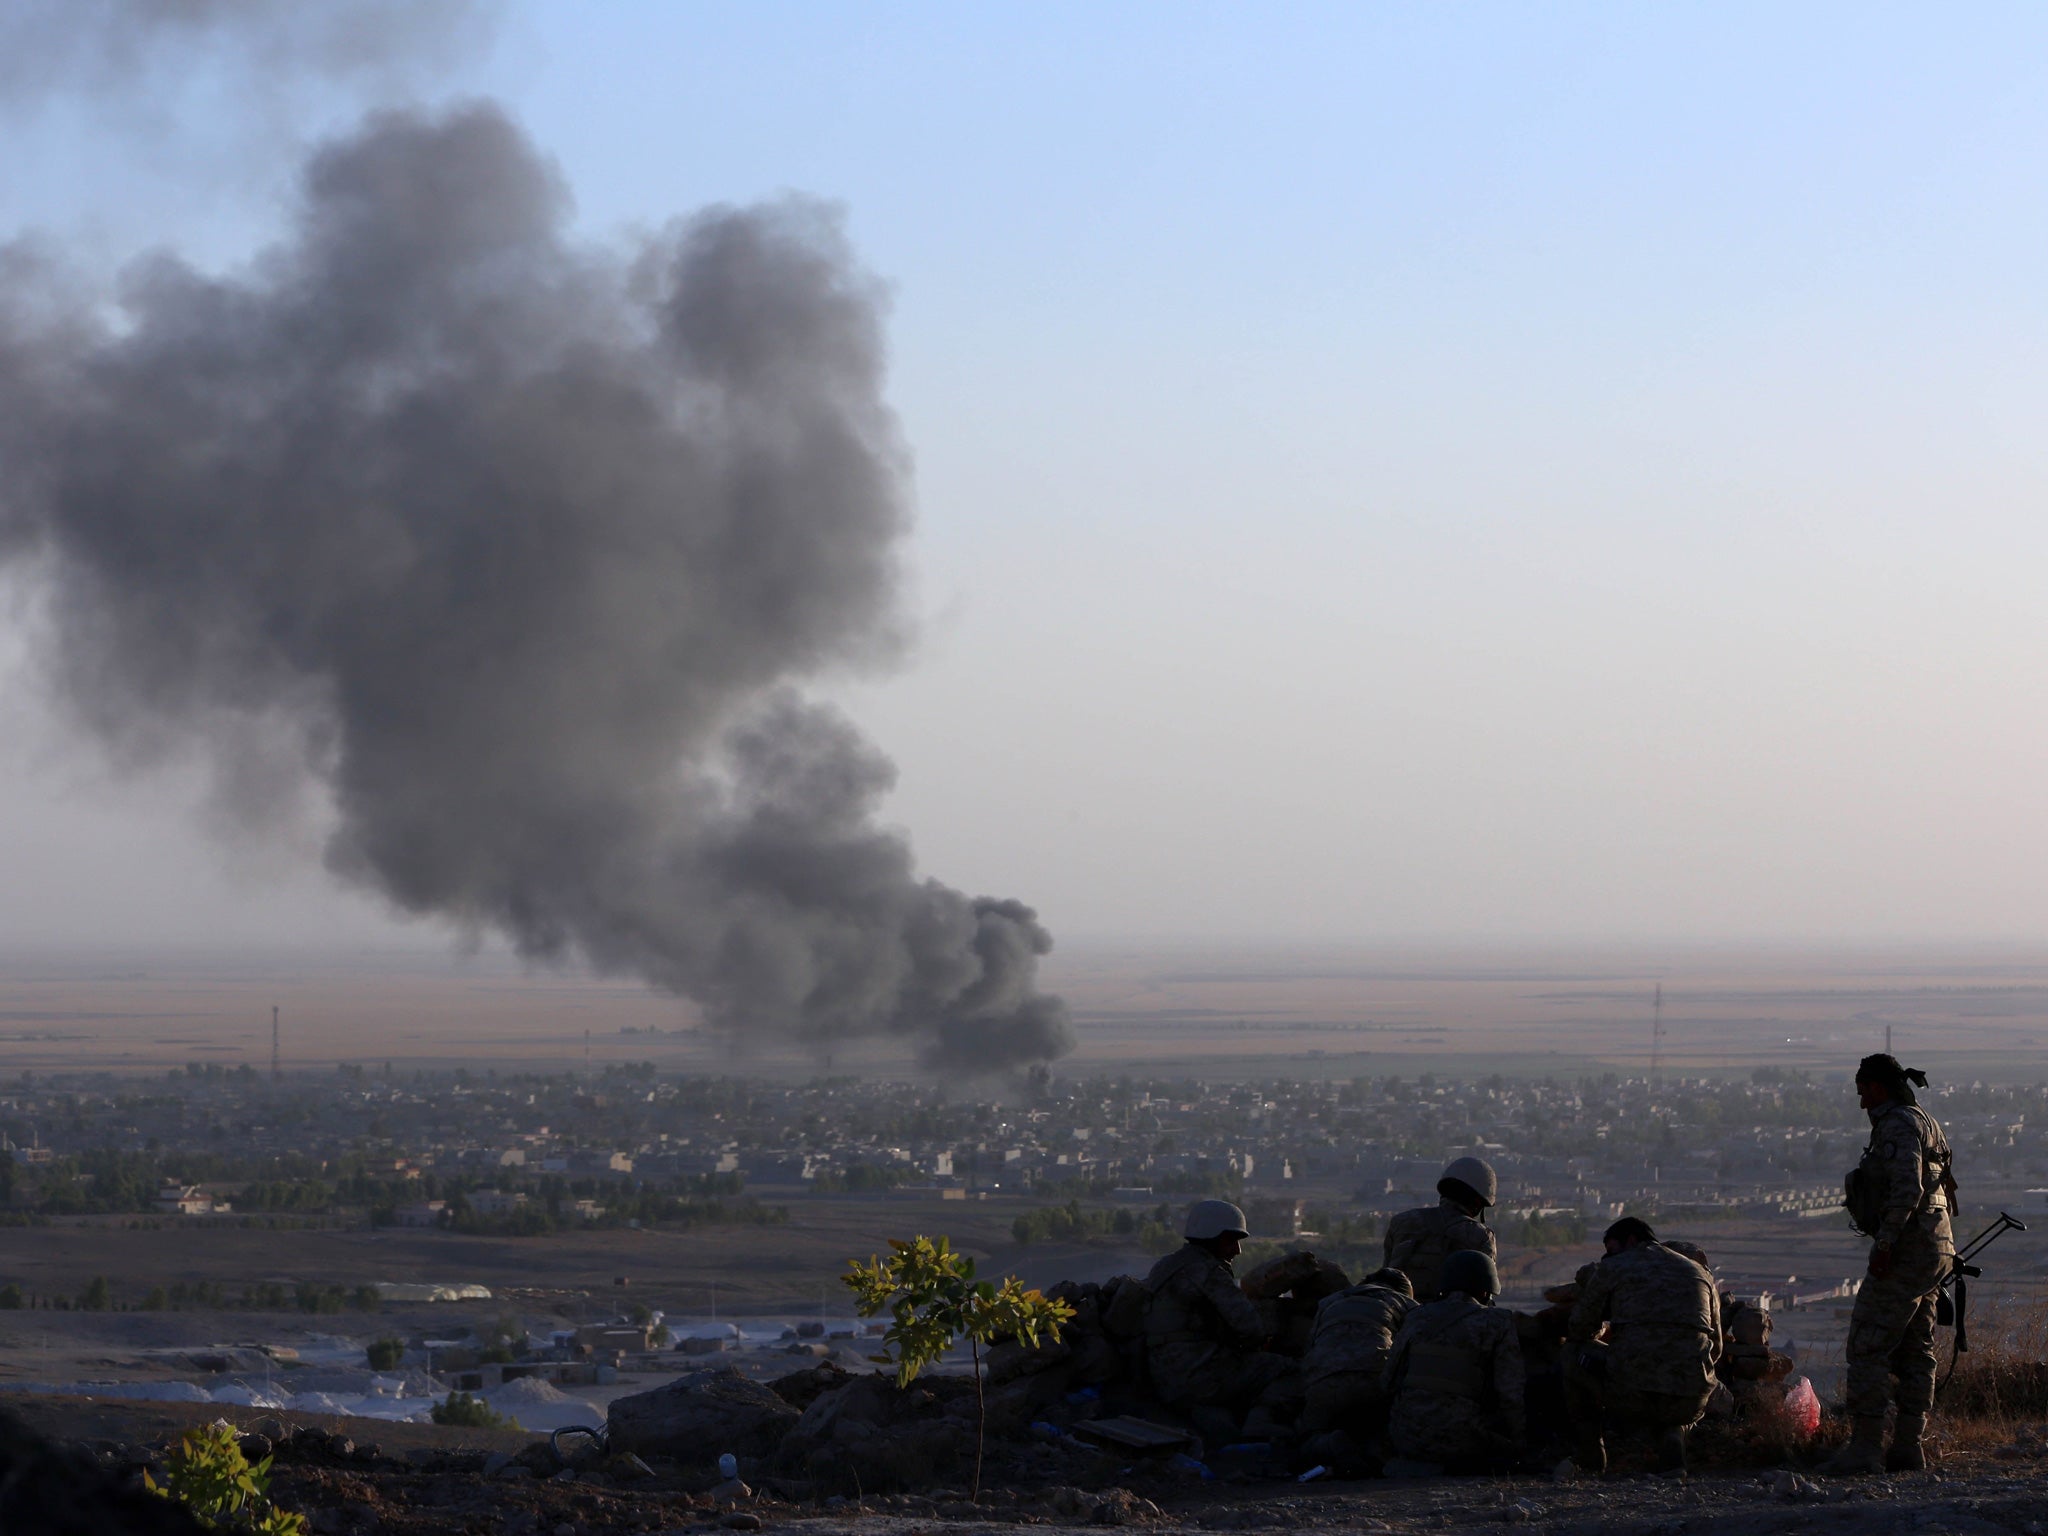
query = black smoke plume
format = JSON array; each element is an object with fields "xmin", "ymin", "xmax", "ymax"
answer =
[{"xmin": 0, "ymin": 104, "xmax": 1073, "ymax": 1071}]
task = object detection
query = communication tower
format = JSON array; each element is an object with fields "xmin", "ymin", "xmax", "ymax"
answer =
[
  {"xmin": 271, "ymin": 1005, "xmax": 281, "ymax": 1082},
  {"xmin": 1650, "ymin": 983, "xmax": 1665, "ymax": 1083}
]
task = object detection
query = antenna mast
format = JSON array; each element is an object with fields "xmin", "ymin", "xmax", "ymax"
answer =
[
  {"xmin": 270, "ymin": 1005, "xmax": 281, "ymax": 1082},
  {"xmin": 1650, "ymin": 983, "xmax": 1665, "ymax": 1083}
]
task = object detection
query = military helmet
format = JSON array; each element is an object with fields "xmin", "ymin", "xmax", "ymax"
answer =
[
  {"xmin": 1667, "ymin": 1240, "xmax": 1711, "ymax": 1270},
  {"xmin": 1183, "ymin": 1198, "xmax": 1250, "ymax": 1241},
  {"xmin": 1363, "ymin": 1266, "xmax": 1413, "ymax": 1296},
  {"xmin": 1438, "ymin": 1155, "xmax": 1498, "ymax": 1208},
  {"xmin": 1440, "ymin": 1249, "xmax": 1500, "ymax": 1301}
]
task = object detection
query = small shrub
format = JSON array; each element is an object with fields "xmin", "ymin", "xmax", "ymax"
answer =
[
  {"xmin": 364, "ymin": 1336, "xmax": 406, "ymax": 1371},
  {"xmin": 147, "ymin": 1421, "xmax": 306, "ymax": 1534},
  {"xmin": 845, "ymin": 1233, "xmax": 1073, "ymax": 1498},
  {"xmin": 431, "ymin": 1390, "xmax": 519, "ymax": 1430},
  {"xmin": 0, "ymin": 1284, "xmax": 21, "ymax": 1309}
]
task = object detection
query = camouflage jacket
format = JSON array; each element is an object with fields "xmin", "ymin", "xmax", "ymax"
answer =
[
  {"xmin": 1384, "ymin": 1295, "xmax": 1524, "ymax": 1461},
  {"xmin": 1383, "ymin": 1199, "xmax": 1496, "ymax": 1300},
  {"xmin": 1855, "ymin": 1100, "xmax": 1956, "ymax": 1254},
  {"xmin": 1304, "ymin": 1281, "xmax": 1416, "ymax": 1385},
  {"xmin": 1568, "ymin": 1241, "xmax": 1721, "ymax": 1399},
  {"xmin": 1142, "ymin": 1242, "xmax": 1265, "ymax": 1403}
]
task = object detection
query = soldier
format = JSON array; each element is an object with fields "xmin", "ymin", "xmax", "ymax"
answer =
[
  {"xmin": 1143, "ymin": 1199, "xmax": 1300, "ymax": 1432},
  {"xmin": 1384, "ymin": 1156, "xmax": 1498, "ymax": 1301},
  {"xmin": 1300, "ymin": 1266, "xmax": 1417, "ymax": 1440},
  {"xmin": 1566, "ymin": 1216, "xmax": 1721, "ymax": 1473},
  {"xmin": 1383, "ymin": 1249, "xmax": 1525, "ymax": 1474},
  {"xmin": 1823, "ymin": 1054, "xmax": 1955, "ymax": 1476}
]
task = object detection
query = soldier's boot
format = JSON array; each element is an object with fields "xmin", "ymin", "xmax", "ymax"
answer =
[
  {"xmin": 1820, "ymin": 1415, "xmax": 1887, "ymax": 1476},
  {"xmin": 1572, "ymin": 1427, "xmax": 1606, "ymax": 1475},
  {"xmin": 1652, "ymin": 1426, "xmax": 1687, "ymax": 1474},
  {"xmin": 1885, "ymin": 1413, "xmax": 1928, "ymax": 1472}
]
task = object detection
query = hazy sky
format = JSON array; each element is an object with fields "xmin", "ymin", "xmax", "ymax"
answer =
[{"xmin": 3, "ymin": 2, "xmax": 2047, "ymax": 950}]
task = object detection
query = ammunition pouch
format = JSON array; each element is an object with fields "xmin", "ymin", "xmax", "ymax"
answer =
[{"xmin": 1844, "ymin": 1166, "xmax": 1884, "ymax": 1238}]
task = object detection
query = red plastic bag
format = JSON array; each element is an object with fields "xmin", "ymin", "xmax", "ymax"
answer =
[{"xmin": 1783, "ymin": 1375, "xmax": 1821, "ymax": 1438}]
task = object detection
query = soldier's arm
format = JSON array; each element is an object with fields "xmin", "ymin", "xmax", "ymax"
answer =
[
  {"xmin": 1382, "ymin": 1312, "xmax": 1420, "ymax": 1388},
  {"xmin": 1566, "ymin": 1262, "xmax": 1612, "ymax": 1344},
  {"xmin": 1874, "ymin": 1114, "xmax": 1927, "ymax": 1249},
  {"xmin": 1492, "ymin": 1315, "xmax": 1527, "ymax": 1440},
  {"xmin": 1204, "ymin": 1264, "xmax": 1268, "ymax": 1346},
  {"xmin": 1384, "ymin": 1213, "xmax": 1413, "ymax": 1269}
]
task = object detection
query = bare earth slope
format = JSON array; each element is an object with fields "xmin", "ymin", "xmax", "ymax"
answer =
[{"xmin": 18, "ymin": 1395, "xmax": 2048, "ymax": 1536}]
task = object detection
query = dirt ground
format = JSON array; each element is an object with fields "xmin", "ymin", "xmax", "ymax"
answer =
[{"xmin": 15, "ymin": 1392, "xmax": 2048, "ymax": 1536}]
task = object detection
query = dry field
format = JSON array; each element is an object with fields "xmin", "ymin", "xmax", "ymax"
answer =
[{"xmin": 3, "ymin": 941, "xmax": 2048, "ymax": 1079}]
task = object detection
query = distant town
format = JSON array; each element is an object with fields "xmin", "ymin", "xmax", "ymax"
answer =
[{"xmin": 2, "ymin": 1063, "xmax": 2042, "ymax": 1266}]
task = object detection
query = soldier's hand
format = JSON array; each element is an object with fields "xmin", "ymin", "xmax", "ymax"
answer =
[{"xmin": 1868, "ymin": 1246, "xmax": 1893, "ymax": 1280}]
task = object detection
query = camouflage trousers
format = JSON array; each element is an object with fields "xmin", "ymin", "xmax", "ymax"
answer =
[
  {"xmin": 1300, "ymin": 1371, "xmax": 1390, "ymax": 1436},
  {"xmin": 1157, "ymin": 1348, "xmax": 1301, "ymax": 1413},
  {"xmin": 1565, "ymin": 1344, "xmax": 1710, "ymax": 1432},
  {"xmin": 1845, "ymin": 1245, "xmax": 1946, "ymax": 1419}
]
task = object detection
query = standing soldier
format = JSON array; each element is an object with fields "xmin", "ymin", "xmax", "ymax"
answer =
[
  {"xmin": 1824, "ymin": 1054, "xmax": 1955, "ymax": 1476},
  {"xmin": 1143, "ymin": 1200, "xmax": 1300, "ymax": 1435},
  {"xmin": 1300, "ymin": 1267, "xmax": 1417, "ymax": 1442},
  {"xmin": 1383, "ymin": 1250, "xmax": 1524, "ymax": 1473},
  {"xmin": 1384, "ymin": 1156, "xmax": 1498, "ymax": 1301},
  {"xmin": 1566, "ymin": 1217, "xmax": 1721, "ymax": 1473}
]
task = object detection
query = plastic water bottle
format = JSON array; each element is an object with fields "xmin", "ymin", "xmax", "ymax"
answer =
[{"xmin": 719, "ymin": 1453, "xmax": 738, "ymax": 1480}]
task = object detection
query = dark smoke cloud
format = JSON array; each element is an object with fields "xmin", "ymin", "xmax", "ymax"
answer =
[
  {"xmin": 0, "ymin": 1, "xmax": 496, "ymax": 108},
  {"xmin": 0, "ymin": 103, "xmax": 1074, "ymax": 1071}
]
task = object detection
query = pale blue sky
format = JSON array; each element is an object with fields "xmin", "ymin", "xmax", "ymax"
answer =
[{"xmin": 3, "ymin": 3, "xmax": 2048, "ymax": 948}]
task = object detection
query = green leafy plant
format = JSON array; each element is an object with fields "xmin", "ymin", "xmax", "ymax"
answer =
[
  {"xmin": 364, "ymin": 1335, "xmax": 406, "ymax": 1370},
  {"xmin": 843, "ymin": 1234, "xmax": 1073, "ymax": 1498},
  {"xmin": 430, "ymin": 1390, "xmax": 521, "ymax": 1429},
  {"xmin": 146, "ymin": 1422, "xmax": 306, "ymax": 1534}
]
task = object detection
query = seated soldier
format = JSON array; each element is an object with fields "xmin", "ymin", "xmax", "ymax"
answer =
[
  {"xmin": 1300, "ymin": 1267, "xmax": 1417, "ymax": 1442},
  {"xmin": 1384, "ymin": 1156, "xmax": 1498, "ymax": 1301},
  {"xmin": 1383, "ymin": 1250, "xmax": 1525, "ymax": 1474},
  {"xmin": 1567, "ymin": 1217, "xmax": 1722, "ymax": 1474},
  {"xmin": 1143, "ymin": 1200, "xmax": 1301, "ymax": 1437}
]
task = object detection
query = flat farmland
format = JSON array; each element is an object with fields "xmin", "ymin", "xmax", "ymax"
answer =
[{"xmin": 3, "ymin": 941, "xmax": 2047, "ymax": 1079}]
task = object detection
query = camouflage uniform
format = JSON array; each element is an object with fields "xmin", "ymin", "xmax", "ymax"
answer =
[
  {"xmin": 1383, "ymin": 1295, "xmax": 1524, "ymax": 1469},
  {"xmin": 1567, "ymin": 1241, "xmax": 1722, "ymax": 1430},
  {"xmin": 1845, "ymin": 1100, "xmax": 1954, "ymax": 1420},
  {"xmin": 1383, "ymin": 1199, "xmax": 1497, "ymax": 1301},
  {"xmin": 1300, "ymin": 1280, "xmax": 1417, "ymax": 1434},
  {"xmin": 1142, "ymin": 1243, "xmax": 1298, "ymax": 1410}
]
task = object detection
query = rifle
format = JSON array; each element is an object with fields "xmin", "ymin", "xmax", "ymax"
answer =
[{"xmin": 1936, "ymin": 1211, "xmax": 2026, "ymax": 1395}]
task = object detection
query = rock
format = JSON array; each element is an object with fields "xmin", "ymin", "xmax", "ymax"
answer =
[
  {"xmin": 237, "ymin": 1432, "xmax": 274, "ymax": 1463},
  {"xmin": 985, "ymin": 1332, "xmax": 1072, "ymax": 1386},
  {"xmin": 784, "ymin": 1342, "xmax": 831, "ymax": 1358},
  {"xmin": 249, "ymin": 1416, "xmax": 287, "ymax": 1442},
  {"xmin": 711, "ymin": 1477, "xmax": 752, "ymax": 1505},
  {"xmin": 607, "ymin": 1452, "xmax": 655, "ymax": 1480},
  {"xmin": 722, "ymin": 1515, "xmax": 763, "ymax": 1531},
  {"xmin": 767, "ymin": 1361, "xmax": 851, "ymax": 1410},
  {"xmin": 1090, "ymin": 1488, "xmax": 1160, "ymax": 1525},
  {"xmin": 796, "ymin": 1321, "xmax": 826, "ymax": 1338},
  {"xmin": 1772, "ymin": 1470, "xmax": 1823, "ymax": 1501},
  {"xmin": 607, "ymin": 1366, "xmax": 800, "ymax": 1463}
]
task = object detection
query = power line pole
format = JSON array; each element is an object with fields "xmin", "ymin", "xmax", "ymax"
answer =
[
  {"xmin": 1650, "ymin": 983, "xmax": 1664, "ymax": 1083},
  {"xmin": 271, "ymin": 1006, "xmax": 281, "ymax": 1082}
]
